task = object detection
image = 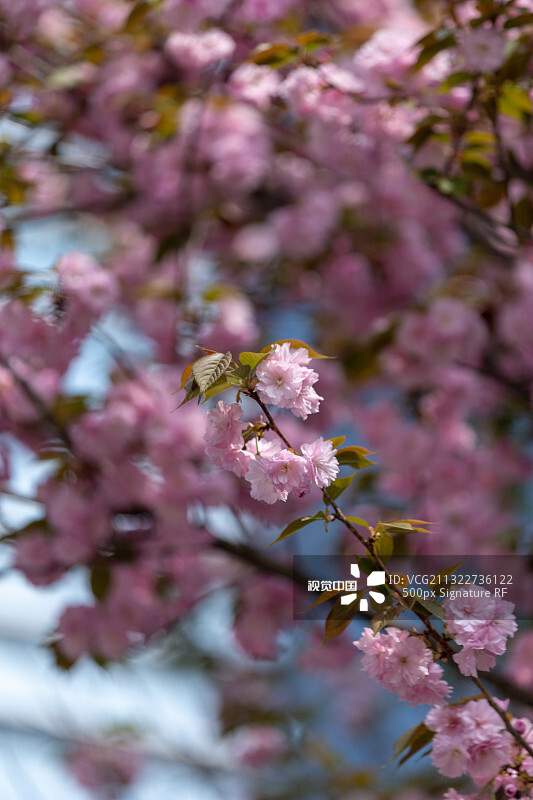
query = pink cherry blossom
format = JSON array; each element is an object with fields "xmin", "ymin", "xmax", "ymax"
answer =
[
  {"xmin": 426, "ymin": 699, "xmax": 513, "ymax": 781},
  {"xmin": 300, "ymin": 437, "xmax": 339, "ymax": 488},
  {"xmin": 166, "ymin": 29, "xmax": 235, "ymax": 76},
  {"xmin": 456, "ymin": 28, "xmax": 507, "ymax": 74},
  {"xmin": 256, "ymin": 343, "xmax": 323, "ymax": 419},
  {"xmin": 431, "ymin": 734, "xmax": 470, "ymax": 778},
  {"xmin": 256, "ymin": 357, "xmax": 306, "ymax": 407},
  {"xmin": 444, "ymin": 790, "xmax": 475, "ymax": 800},
  {"xmin": 244, "ymin": 446, "xmax": 310, "ymax": 505},
  {"xmin": 267, "ymin": 449, "xmax": 309, "ymax": 496},
  {"xmin": 245, "ymin": 456, "xmax": 286, "ymax": 504},
  {"xmin": 204, "ymin": 401, "xmax": 250, "ymax": 478},
  {"xmin": 229, "ymin": 64, "xmax": 281, "ymax": 110},
  {"xmin": 444, "ymin": 593, "xmax": 517, "ymax": 678},
  {"xmin": 205, "ymin": 401, "xmax": 246, "ymax": 449},
  {"xmin": 290, "ymin": 375, "xmax": 324, "ymax": 420},
  {"xmin": 354, "ymin": 627, "xmax": 451, "ymax": 707}
]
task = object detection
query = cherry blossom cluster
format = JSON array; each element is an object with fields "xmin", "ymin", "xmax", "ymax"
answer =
[
  {"xmin": 494, "ymin": 717, "xmax": 533, "ymax": 800},
  {"xmin": 353, "ymin": 627, "xmax": 451, "ymax": 707},
  {"xmin": 425, "ymin": 699, "xmax": 533, "ymax": 790},
  {"xmin": 444, "ymin": 593, "xmax": 518, "ymax": 678},
  {"xmin": 255, "ymin": 343, "xmax": 323, "ymax": 420},
  {"xmin": 204, "ymin": 400, "xmax": 339, "ymax": 504}
]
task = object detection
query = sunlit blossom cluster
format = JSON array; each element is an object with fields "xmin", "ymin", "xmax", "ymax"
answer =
[
  {"xmin": 353, "ymin": 627, "xmax": 451, "ymax": 707},
  {"xmin": 255, "ymin": 343, "xmax": 323, "ymax": 420},
  {"xmin": 204, "ymin": 398, "xmax": 339, "ymax": 504}
]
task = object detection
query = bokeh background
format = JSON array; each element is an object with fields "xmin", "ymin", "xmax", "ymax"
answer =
[{"xmin": 2, "ymin": 1, "xmax": 533, "ymax": 798}]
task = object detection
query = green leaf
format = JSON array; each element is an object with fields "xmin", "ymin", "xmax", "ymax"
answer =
[
  {"xmin": 192, "ymin": 351, "xmax": 233, "ymax": 394},
  {"xmin": 302, "ymin": 588, "xmax": 344, "ymax": 612},
  {"xmin": 498, "ymin": 82, "xmax": 532, "ymax": 119},
  {"xmin": 227, "ymin": 364, "xmax": 251, "ymax": 382},
  {"xmin": 374, "ymin": 532, "xmax": 393, "ymax": 559},
  {"xmin": 370, "ymin": 602, "xmax": 399, "ymax": 634},
  {"xmin": 269, "ymin": 510, "xmax": 326, "ymax": 545},
  {"xmin": 430, "ymin": 560, "xmax": 465, "ymax": 586},
  {"xmin": 407, "ymin": 123, "xmax": 439, "ymax": 152},
  {"xmin": 394, "ymin": 724, "xmax": 420, "ymax": 759},
  {"xmin": 336, "ymin": 446, "xmax": 374, "ymax": 470},
  {"xmin": 328, "ymin": 436, "xmax": 346, "ymax": 449},
  {"xmin": 436, "ymin": 175, "xmax": 473, "ymax": 196},
  {"xmin": 438, "ymin": 70, "xmax": 472, "ymax": 91},
  {"xmin": 124, "ymin": 0, "xmax": 152, "ymax": 31},
  {"xmin": 202, "ymin": 283, "xmax": 237, "ymax": 302},
  {"xmin": 464, "ymin": 130, "xmax": 496, "ymax": 147},
  {"xmin": 413, "ymin": 31, "xmax": 456, "ymax": 72},
  {"xmin": 397, "ymin": 723, "xmax": 434, "ymax": 766},
  {"xmin": 414, "ymin": 597, "xmax": 445, "ymax": 621},
  {"xmin": 53, "ymin": 395, "xmax": 88, "ymax": 426},
  {"xmin": 461, "ymin": 150, "xmax": 493, "ymax": 172},
  {"xmin": 504, "ymin": 12, "xmax": 533, "ymax": 28},
  {"xmin": 249, "ymin": 43, "xmax": 298, "ymax": 67},
  {"xmin": 498, "ymin": 40, "xmax": 533, "ymax": 81},
  {"xmin": 382, "ymin": 520, "xmax": 432, "ymax": 535},
  {"xmin": 323, "ymin": 595, "xmax": 362, "ymax": 642},
  {"xmin": 394, "ymin": 722, "xmax": 432, "ymax": 760},
  {"xmin": 295, "ymin": 30, "xmax": 336, "ymax": 50},
  {"xmin": 203, "ymin": 377, "xmax": 233, "ymax": 400},
  {"xmin": 238, "ymin": 351, "xmax": 269, "ymax": 370},
  {"xmin": 325, "ymin": 472, "xmax": 356, "ymax": 501},
  {"xmin": 345, "ymin": 516, "xmax": 371, "ymax": 529},
  {"xmin": 176, "ymin": 377, "xmax": 201, "ymax": 408},
  {"xmin": 261, "ymin": 339, "xmax": 332, "ymax": 359},
  {"xmin": 358, "ymin": 556, "xmax": 378, "ymax": 576}
]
